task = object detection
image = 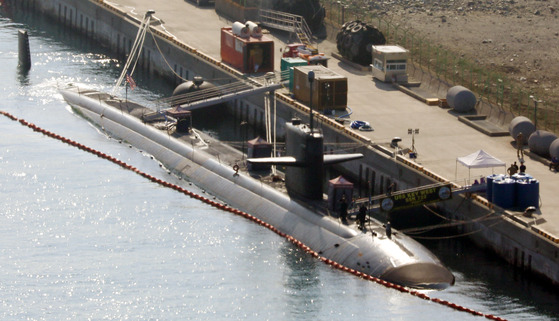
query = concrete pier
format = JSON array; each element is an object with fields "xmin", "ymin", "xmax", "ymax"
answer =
[{"xmin": 12, "ymin": 0, "xmax": 559, "ymax": 285}]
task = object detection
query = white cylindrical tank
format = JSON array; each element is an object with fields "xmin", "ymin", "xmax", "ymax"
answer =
[
  {"xmin": 528, "ymin": 130, "xmax": 557, "ymax": 156},
  {"xmin": 232, "ymin": 21, "xmax": 250, "ymax": 38},
  {"xmin": 245, "ymin": 21, "xmax": 262, "ymax": 38},
  {"xmin": 446, "ymin": 86, "xmax": 476, "ymax": 113},
  {"xmin": 509, "ymin": 116, "xmax": 535, "ymax": 144}
]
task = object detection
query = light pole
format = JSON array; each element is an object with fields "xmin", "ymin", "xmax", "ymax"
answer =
[
  {"xmin": 308, "ymin": 70, "xmax": 315, "ymax": 132},
  {"xmin": 408, "ymin": 128, "xmax": 419, "ymax": 158},
  {"xmin": 529, "ymin": 95, "xmax": 541, "ymax": 129}
]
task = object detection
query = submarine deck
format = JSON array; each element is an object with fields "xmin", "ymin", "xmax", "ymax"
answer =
[{"xmin": 80, "ymin": 89, "xmax": 372, "ymax": 228}]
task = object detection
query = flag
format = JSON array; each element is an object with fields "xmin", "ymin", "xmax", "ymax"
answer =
[{"xmin": 126, "ymin": 73, "xmax": 136, "ymax": 90}]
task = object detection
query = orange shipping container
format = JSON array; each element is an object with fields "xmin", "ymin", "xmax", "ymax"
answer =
[{"xmin": 220, "ymin": 27, "xmax": 274, "ymax": 74}]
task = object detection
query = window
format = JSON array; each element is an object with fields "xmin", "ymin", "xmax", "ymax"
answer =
[
  {"xmin": 373, "ymin": 58, "xmax": 384, "ymax": 71},
  {"xmin": 386, "ymin": 59, "xmax": 407, "ymax": 71}
]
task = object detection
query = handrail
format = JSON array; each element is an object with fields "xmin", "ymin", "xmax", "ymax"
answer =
[{"xmin": 259, "ymin": 9, "xmax": 314, "ymax": 48}]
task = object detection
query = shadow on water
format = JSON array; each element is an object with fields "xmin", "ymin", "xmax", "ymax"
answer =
[
  {"xmin": 17, "ymin": 66, "xmax": 30, "ymax": 86},
  {"xmin": 394, "ymin": 205, "xmax": 559, "ymax": 319},
  {"xmin": 280, "ymin": 242, "xmax": 323, "ymax": 319}
]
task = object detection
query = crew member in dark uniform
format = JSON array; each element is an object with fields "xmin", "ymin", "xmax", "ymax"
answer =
[
  {"xmin": 339, "ymin": 194, "xmax": 348, "ymax": 222},
  {"xmin": 358, "ymin": 204, "xmax": 367, "ymax": 230}
]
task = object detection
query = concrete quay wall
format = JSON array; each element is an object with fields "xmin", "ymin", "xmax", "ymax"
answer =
[{"xmin": 16, "ymin": 0, "xmax": 559, "ymax": 285}]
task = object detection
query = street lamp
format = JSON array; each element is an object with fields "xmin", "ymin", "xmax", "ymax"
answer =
[{"xmin": 408, "ymin": 128, "xmax": 419, "ymax": 158}]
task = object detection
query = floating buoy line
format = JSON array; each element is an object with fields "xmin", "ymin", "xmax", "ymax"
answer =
[{"xmin": 0, "ymin": 110, "xmax": 508, "ymax": 321}]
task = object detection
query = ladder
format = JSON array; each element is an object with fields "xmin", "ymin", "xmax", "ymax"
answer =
[{"xmin": 259, "ymin": 9, "xmax": 315, "ymax": 49}]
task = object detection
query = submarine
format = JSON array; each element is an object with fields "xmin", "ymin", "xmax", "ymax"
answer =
[
  {"xmin": 58, "ymin": 9, "xmax": 453, "ymax": 289},
  {"xmin": 59, "ymin": 80, "xmax": 455, "ymax": 289}
]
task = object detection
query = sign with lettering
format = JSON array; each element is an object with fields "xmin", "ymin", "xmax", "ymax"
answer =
[{"xmin": 380, "ymin": 184, "xmax": 452, "ymax": 212}]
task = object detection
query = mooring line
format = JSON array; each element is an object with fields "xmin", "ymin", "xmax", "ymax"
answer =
[{"xmin": 0, "ymin": 110, "xmax": 507, "ymax": 321}]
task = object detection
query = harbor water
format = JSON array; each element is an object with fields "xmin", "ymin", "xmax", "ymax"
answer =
[{"xmin": 1, "ymin": 7, "xmax": 558, "ymax": 320}]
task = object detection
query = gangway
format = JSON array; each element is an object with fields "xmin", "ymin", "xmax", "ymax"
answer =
[
  {"xmin": 259, "ymin": 9, "xmax": 315, "ymax": 49},
  {"xmin": 155, "ymin": 71, "xmax": 288, "ymax": 112}
]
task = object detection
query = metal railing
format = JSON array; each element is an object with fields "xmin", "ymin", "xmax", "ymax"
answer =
[
  {"xmin": 259, "ymin": 9, "xmax": 314, "ymax": 47},
  {"xmin": 155, "ymin": 70, "xmax": 289, "ymax": 111}
]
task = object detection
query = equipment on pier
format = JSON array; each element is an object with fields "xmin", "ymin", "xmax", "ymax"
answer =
[
  {"xmin": 489, "ymin": 174, "xmax": 540, "ymax": 209},
  {"xmin": 336, "ymin": 20, "xmax": 386, "ymax": 66},
  {"xmin": 292, "ymin": 65, "xmax": 348, "ymax": 111},
  {"xmin": 221, "ymin": 22, "xmax": 274, "ymax": 74},
  {"xmin": 446, "ymin": 86, "xmax": 476, "ymax": 113},
  {"xmin": 509, "ymin": 116, "xmax": 535, "ymax": 144},
  {"xmin": 528, "ymin": 130, "xmax": 557, "ymax": 157}
]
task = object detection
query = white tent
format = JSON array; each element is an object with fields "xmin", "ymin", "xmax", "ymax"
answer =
[{"xmin": 455, "ymin": 149, "xmax": 506, "ymax": 183}]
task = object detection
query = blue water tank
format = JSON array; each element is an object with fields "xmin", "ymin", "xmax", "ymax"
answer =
[
  {"xmin": 492, "ymin": 178, "xmax": 516, "ymax": 208},
  {"xmin": 516, "ymin": 179, "xmax": 539, "ymax": 209},
  {"xmin": 486, "ymin": 174, "xmax": 504, "ymax": 203},
  {"xmin": 512, "ymin": 172, "xmax": 533, "ymax": 182}
]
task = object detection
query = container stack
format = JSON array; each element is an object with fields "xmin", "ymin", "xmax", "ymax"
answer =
[{"xmin": 486, "ymin": 173, "xmax": 539, "ymax": 209}]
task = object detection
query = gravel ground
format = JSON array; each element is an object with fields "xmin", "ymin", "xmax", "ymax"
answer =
[{"xmin": 364, "ymin": 0, "xmax": 559, "ymax": 107}]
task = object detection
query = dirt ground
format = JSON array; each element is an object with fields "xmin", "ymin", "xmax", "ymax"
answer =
[{"xmin": 370, "ymin": 0, "xmax": 559, "ymax": 107}]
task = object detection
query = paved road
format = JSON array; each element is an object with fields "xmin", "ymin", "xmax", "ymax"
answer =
[{"xmin": 108, "ymin": 0, "xmax": 559, "ymax": 237}]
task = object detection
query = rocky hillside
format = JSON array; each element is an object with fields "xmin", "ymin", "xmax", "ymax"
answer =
[{"xmin": 366, "ymin": 0, "xmax": 559, "ymax": 116}]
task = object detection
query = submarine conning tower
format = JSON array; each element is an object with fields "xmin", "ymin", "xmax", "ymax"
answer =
[
  {"xmin": 247, "ymin": 118, "xmax": 363, "ymax": 200},
  {"xmin": 285, "ymin": 119, "xmax": 324, "ymax": 200}
]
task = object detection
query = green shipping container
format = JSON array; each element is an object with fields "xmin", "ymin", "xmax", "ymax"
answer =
[{"xmin": 281, "ymin": 57, "xmax": 308, "ymax": 92}]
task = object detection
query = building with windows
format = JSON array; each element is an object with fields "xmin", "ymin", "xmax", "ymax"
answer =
[{"xmin": 371, "ymin": 45, "xmax": 409, "ymax": 83}]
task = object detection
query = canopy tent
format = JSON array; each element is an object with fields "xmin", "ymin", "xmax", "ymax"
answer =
[{"xmin": 455, "ymin": 149, "xmax": 506, "ymax": 183}]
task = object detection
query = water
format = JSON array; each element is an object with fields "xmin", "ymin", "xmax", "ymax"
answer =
[{"xmin": 1, "ymin": 6, "xmax": 558, "ymax": 321}]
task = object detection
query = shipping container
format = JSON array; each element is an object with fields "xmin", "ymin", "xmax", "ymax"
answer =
[
  {"xmin": 220, "ymin": 25, "xmax": 274, "ymax": 74},
  {"xmin": 280, "ymin": 57, "xmax": 308, "ymax": 92},
  {"xmin": 292, "ymin": 65, "xmax": 348, "ymax": 111}
]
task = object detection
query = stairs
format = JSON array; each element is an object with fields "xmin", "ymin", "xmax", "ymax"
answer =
[{"xmin": 259, "ymin": 9, "xmax": 315, "ymax": 49}]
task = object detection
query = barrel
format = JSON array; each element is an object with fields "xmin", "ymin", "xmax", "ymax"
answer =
[
  {"xmin": 486, "ymin": 174, "xmax": 504, "ymax": 203},
  {"xmin": 492, "ymin": 178, "xmax": 516, "ymax": 208},
  {"xmin": 512, "ymin": 172, "xmax": 533, "ymax": 182},
  {"xmin": 516, "ymin": 179, "xmax": 539, "ymax": 209}
]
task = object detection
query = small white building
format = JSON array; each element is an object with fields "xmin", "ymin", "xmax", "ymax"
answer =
[{"xmin": 371, "ymin": 45, "xmax": 409, "ymax": 83}]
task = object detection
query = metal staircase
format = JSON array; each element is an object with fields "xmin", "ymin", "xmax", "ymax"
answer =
[{"xmin": 259, "ymin": 9, "xmax": 315, "ymax": 49}]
